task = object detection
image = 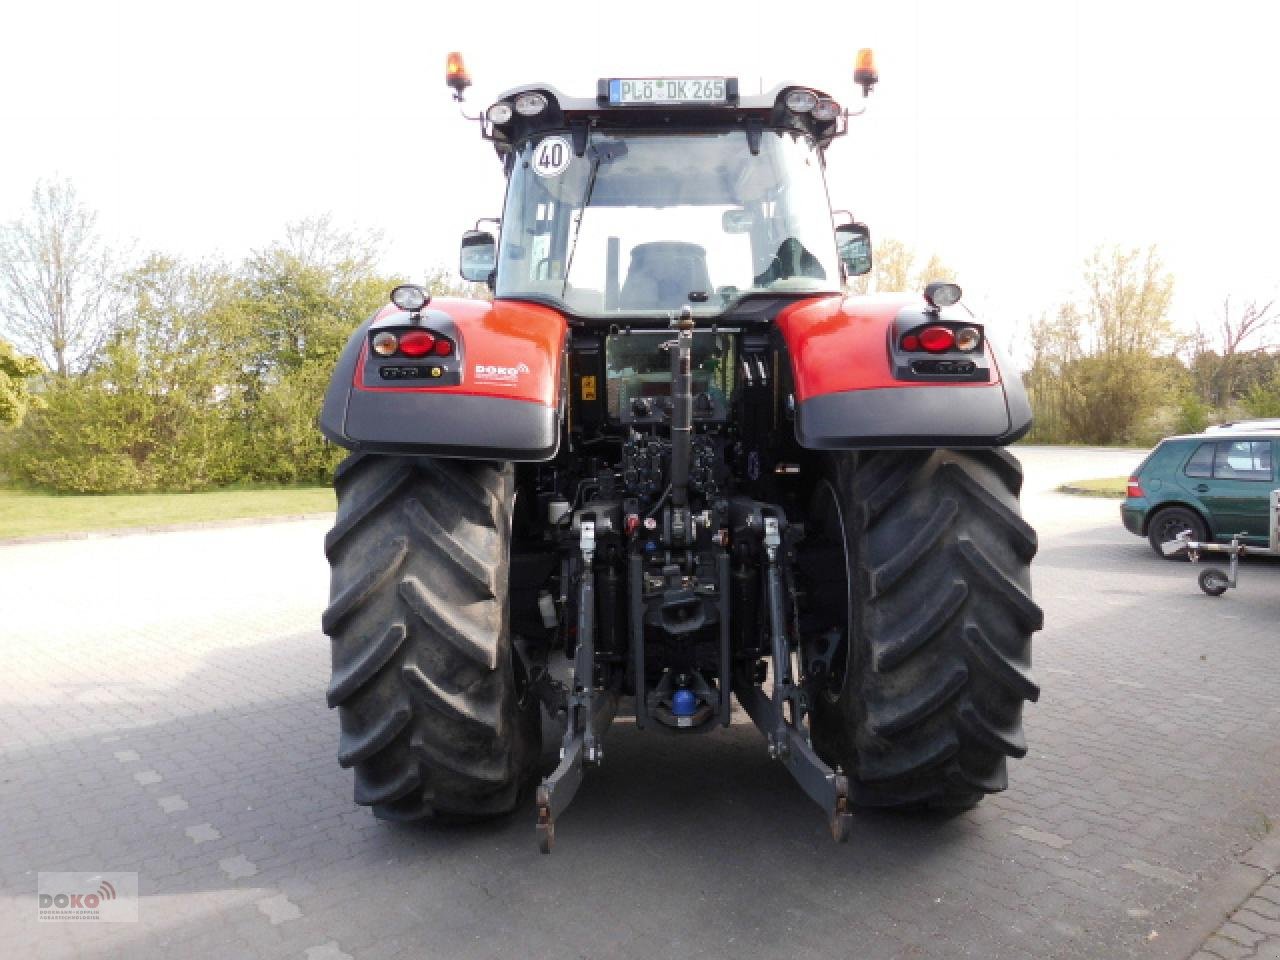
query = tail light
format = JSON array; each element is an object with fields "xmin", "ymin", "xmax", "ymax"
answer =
[
  {"xmin": 398, "ymin": 330, "xmax": 437, "ymax": 357},
  {"xmin": 371, "ymin": 332, "xmax": 399, "ymax": 356},
  {"xmin": 369, "ymin": 328, "xmax": 454, "ymax": 358},
  {"xmin": 898, "ymin": 323, "xmax": 983, "ymax": 354},
  {"xmin": 917, "ymin": 326, "xmax": 956, "ymax": 352},
  {"xmin": 1127, "ymin": 477, "xmax": 1144, "ymax": 498}
]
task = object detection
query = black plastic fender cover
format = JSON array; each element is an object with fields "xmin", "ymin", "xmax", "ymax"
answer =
[{"xmin": 795, "ymin": 380, "xmax": 1032, "ymax": 450}]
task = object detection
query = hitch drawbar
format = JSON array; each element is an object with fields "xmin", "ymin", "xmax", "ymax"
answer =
[{"xmin": 533, "ymin": 516, "xmax": 852, "ymax": 852}]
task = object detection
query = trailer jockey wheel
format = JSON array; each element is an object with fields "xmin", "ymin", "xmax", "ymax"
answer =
[{"xmin": 1198, "ymin": 568, "xmax": 1230, "ymax": 597}]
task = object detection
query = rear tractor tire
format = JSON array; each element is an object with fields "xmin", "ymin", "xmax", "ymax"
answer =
[
  {"xmin": 321, "ymin": 453, "xmax": 540, "ymax": 821},
  {"xmin": 806, "ymin": 449, "xmax": 1044, "ymax": 809}
]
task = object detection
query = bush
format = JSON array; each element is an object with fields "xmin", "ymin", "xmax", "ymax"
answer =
[
  {"xmin": 1242, "ymin": 375, "xmax": 1280, "ymax": 418},
  {"xmin": 1174, "ymin": 393, "xmax": 1211, "ymax": 435}
]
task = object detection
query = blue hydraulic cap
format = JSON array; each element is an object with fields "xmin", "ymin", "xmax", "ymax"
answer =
[{"xmin": 672, "ymin": 688, "xmax": 697, "ymax": 717}]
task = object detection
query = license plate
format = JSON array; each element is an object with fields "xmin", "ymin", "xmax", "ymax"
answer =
[{"xmin": 608, "ymin": 77, "xmax": 729, "ymax": 105}]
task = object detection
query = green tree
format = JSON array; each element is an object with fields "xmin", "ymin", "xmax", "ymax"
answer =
[
  {"xmin": 1026, "ymin": 246, "xmax": 1176, "ymax": 444},
  {"xmin": 1174, "ymin": 393, "xmax": 1211, "ymax": 434},
  {"xmin": 423, "ymin": 265, "xmax": 489, "ymax": 300},
  {"xmin": 0, "ymin": 179, "xmax": 118, "ymax": 377},
  {"xmin": 0, "ymin": 338, "xmax": 42, "ymax": 427},
  {"xmin": 6, "ymin": 255, "xmax": 244, "ymax": 492},
  {"xmin": 1242, "ymin": 370, "xmax": 1280, "ymax": 418},
  {"xmin": 849, "ymin": 237, "xmax": 957, "ymax": 295},
  {"xmin": 232, "ymin": 217, "xmax": 398, "ymax": 484}
]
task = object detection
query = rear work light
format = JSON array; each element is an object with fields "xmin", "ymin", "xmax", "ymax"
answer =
[
  {"xmin": 785, "ymin": 89, "xmax": 819, "ymax": 113},
  {"xmin": 514, "ymin": 91, "xmax": 548, "ymax": 116},
  {"xmin": 1127, "ymin": 478, "xmax": 1145, "ymax": 498},
  {"xmin": 811, "ymin": 99, "xmax": 842, "ymax": 121}
]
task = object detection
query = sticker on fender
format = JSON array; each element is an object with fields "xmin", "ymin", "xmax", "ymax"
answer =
[{"xmin": 532, "ymin": 137, "xmax": 572, "ymax": 178}]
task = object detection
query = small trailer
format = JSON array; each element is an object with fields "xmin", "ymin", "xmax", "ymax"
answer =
[{"xmin": 1162, "ymin": 489, "xmax": 1280, "ymax": 595}]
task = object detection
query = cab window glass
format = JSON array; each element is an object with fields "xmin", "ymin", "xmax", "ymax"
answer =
[
  {"xmin": 1184, "ymin": 442, "xmax": 1214, "ymax": 478},
  {"xmin": 1212, "ymin": 440, "xmax": 1273, "ymax": 481}
]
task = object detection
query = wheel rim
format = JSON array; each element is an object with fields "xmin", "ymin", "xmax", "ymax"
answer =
[{"xmin": 1157, "ymin": 512, "xmax": 1196, "ymax": 543}]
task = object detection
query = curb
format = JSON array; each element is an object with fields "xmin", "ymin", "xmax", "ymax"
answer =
[
  {"xmin": 1152, "ymin": 820, "xmax": 1280, "ymax": 960},
  {"xmin": 0, "ymin": 511, "xmax": 335, "ymax": 547}
]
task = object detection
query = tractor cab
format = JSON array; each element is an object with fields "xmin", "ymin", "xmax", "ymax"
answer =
[{"xmin": 448, "ymin": 59, "xmax": 876, "ymax": 321}]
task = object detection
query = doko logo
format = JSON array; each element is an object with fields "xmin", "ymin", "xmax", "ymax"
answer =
[
  {"xmin": 473, "ymin": 361, "xmax": 530, "ymax": 383},
  {"xmin": 38, "ymin": 872, "xmax": 138, "ymax": 922}
]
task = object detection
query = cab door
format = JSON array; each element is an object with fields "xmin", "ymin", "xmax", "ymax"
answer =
[{"xmin": 1190, "ymin": 438, "xmax": 1276, "ymax": 542}]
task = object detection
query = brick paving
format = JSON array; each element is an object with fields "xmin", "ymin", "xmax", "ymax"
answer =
[
  {"xmin": 1189, "ymin": 830, "xmax": 1280, "ymax": 960},
  {"xmin": 0, "ymin": 446, "xmax": 1277, "ymax": 959}
]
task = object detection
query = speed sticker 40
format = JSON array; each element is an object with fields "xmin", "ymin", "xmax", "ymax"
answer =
[{"xmin": 532, "ymin": 136, "xmax": 572, "ymax": 178}]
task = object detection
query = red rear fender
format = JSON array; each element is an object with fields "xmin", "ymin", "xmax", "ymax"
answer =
[
  {"xmin": 776, "ymin": 294, "xmax": 1030, "ymax": 449},
  {"xmin": 320, "ymin": 298, "xmax": 568, "ymax": 460}
]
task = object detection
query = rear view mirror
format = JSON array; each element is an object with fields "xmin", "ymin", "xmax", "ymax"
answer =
[
  {"xmin": 460, "ymin": 230, "xmax": 497, "ymax": 282},
  {"xmin": 836, "ymin": 222, "xmax": 872, "ymax": 277},
  {"xmin": 721, "ymin": 208, "xmax": 752, "ymax": 234}
]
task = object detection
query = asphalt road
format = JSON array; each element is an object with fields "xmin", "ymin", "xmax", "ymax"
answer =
[{"xmin": 2, "ymin": 445, "xmax": 1278, "ymax": 960}]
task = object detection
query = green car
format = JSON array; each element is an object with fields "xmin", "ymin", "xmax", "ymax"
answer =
[{"xmin": 1122, "ymin": 424, "xmax": 1279, "ymax": 557}]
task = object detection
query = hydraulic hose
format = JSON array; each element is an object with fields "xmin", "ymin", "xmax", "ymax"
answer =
[{"xmin": 670, "ymin": 306, "xmax": 694, "ymax": 508}]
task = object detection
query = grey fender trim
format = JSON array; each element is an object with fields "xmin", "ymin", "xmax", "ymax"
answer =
[{"xmin": 795, "ymin": 380, "xmax": 1032, "ymax": 450}]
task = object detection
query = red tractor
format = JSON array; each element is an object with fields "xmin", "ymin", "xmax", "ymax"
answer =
[{"xmin": 319, "ymin": 52, "xmax": 1042, "ymax": 851}]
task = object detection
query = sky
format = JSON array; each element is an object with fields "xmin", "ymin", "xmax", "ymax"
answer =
[{"xmin": 2, "ymin": 0, "xmax": 1279, "ymax": 359}]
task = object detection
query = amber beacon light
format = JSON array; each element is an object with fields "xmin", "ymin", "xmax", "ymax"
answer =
[
  {"xmin": 854, "ymin": 48, "xmax": 879, "ymax": 95},
  {"xmin": 446, "ymin": 52, "xmax": 471, "ymax": 99}
]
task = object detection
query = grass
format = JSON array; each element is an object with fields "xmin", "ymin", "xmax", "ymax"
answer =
[
  {"xmin": 0, "ymin": 486, "xmax": 335, "ymax": 540},
  {"xmin": 1055, "ymin": 477, "xmax": 1129, "ymax": 498}
]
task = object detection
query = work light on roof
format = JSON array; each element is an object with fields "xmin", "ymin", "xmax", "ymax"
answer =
[
  {"xmin": 486, "ymin": 102, "xmax": 513, "ymax": 125},
  {"xmin": 514, "ymin": 92, "xmax": 548, "ymax": 116},
  {"xmin": 785, "ymin": 89, "xmax": 819, "ymax": 114},
  {"xmin": 811, "ymin": 99, "xmax": 841, "ymax": 122}
]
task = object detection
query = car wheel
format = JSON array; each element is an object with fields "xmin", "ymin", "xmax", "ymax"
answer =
[{"xmin": 1147, "ymin": 506, "xmax": 1207, "ymax": 560}]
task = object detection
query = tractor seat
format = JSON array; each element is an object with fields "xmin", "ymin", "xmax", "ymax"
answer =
[{"xmin": 619, "ymin": 242, "xmax": 713, "ymax": 311}]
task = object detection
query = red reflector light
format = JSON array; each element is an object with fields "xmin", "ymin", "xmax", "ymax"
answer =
[
  {"xmin": 918, "ymin": 326, "xmax": 955, "ymax": 352},
  {"xmin": 399, "ymin": 330, "xmax": 436, "ymax": 357},
  {"xmin": 901, "ymin": 334, "xmax": 920, "ymax": 351},
  {"xmin": 433, "ymin": 338, "xmax": 453, "ymax": 356},
  {"xmin": 1127, "ymin": 478, "xmax": 1144, "ymax": 498}
]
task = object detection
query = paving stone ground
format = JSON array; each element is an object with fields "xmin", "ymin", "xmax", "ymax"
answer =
[
  {"xmin": 0, "ymin": 445, "xmax": 1277, "ymax": 960},
  {"xmin": 1190, "ymin": 828, "xmax": 1280, "ymax": 960}
]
